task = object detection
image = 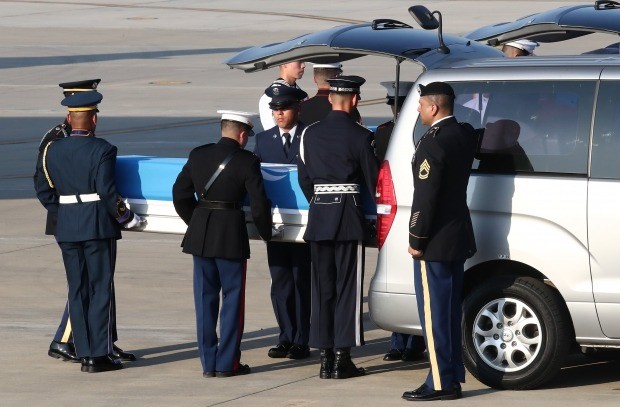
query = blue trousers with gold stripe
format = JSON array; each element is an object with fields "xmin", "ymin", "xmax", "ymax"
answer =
[
  {"xmin": 54, "ymin": 240, "xmax": 119, "ymax": 344},
  {"xmin": 193, "ymin": 256, "xmax": 246, "ymax": 373},
  {"xmin": 59, "ymin": 238, "xmax": 115, "ymax": 358},
  {"xmin": 413, "ymin": 259, "xmax": 465, "ymax": 391}
]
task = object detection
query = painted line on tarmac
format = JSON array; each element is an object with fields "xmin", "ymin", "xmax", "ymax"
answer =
[{"xmin": 0, "ymin": 1, "xmax": 366, "ymax": 24}]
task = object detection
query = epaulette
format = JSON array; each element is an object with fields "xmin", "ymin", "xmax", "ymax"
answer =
[
  {"xmin": 459, "ymin": 121, "xmax": 475, "ymax": 133},
  {"xmin": 38, "ymin": 123, "xmax": 68, "ymax": 151}
]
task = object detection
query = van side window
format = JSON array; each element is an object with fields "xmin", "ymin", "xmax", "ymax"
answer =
[
  {"xmin": 591, "ymin": 81, "xmax": 620, "ymax": 179},
  {"xmin": 413, "ymin": 81, "xmax": 595, "ymax": 175}
]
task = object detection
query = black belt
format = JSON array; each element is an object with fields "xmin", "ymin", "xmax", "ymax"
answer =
[{"xmin": 198, "ymin": 200, "xmax": 241, "ymax": 210}]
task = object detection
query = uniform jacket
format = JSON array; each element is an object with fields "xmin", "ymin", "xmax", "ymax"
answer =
[
  {"xmin": 373, "ymin": 119, "xmax": 394, "ymax": 162},
  {"xmin": 253, "ymin": 122, "xmax": 305, "ymax": 164},
  {"xmin": 33, "ymin": 121, "xmax": 70, "ymax": 235},
  {"xmin": 35, "ymin": 135, "xmax": 123, "ymax": 243},
  {"xmin": 409, "ymin": 116, "xmax": 477, "ymax": 261},
  {"xmin": 172, "ymin": 137, "xmax": 272, "ymax": 259},
  {"xmin": 299, "ymin": 90, "xmax": 361, "ymax": 126},
  {"xmin": 298, "ymin": 110, "xmax": 378, "ymax": 242}
]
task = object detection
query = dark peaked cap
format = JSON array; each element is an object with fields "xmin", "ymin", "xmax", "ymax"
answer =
[
  {"xmin": 266, "ymin": 85, "xmax": 308, "ymax": 110},
  {"xmin": 58, "ymin": 79, "xmax": 101, "ymax": 96},
  {"xmin": 326, "ymin": 75, "xmax": 366, "ymax": 94},
  {"xmin": 418, "ymin": 81, "xmax": 455, "ymax": 98},
  {"xmin": 61, "ymin": 91, "xmax": 103, "ymax": 112}
]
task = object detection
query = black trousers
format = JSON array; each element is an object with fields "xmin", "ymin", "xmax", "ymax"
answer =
[
  {"xmin": 59, "ymin": 238, "xmax": 114, "ymax": 358},
  {"xmin": 267, "ymin": 241, "xmax": 311, "ymax": 346},
  {"xmin": 308, "ymin": 240, "xmax": 365, "ymax": 349}
]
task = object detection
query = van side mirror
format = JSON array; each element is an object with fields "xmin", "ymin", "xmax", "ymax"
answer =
[
  {"xmin": 408, "ymin": 5, "xmax": 449, "ymax": 54},
  {"xmin": 408, "ymin": 5, "xmax": 439, "ymax": 30}
]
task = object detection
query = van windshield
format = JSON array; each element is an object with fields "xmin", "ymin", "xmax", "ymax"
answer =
[{"xmin": 413, "ymin": 80, "xmax": 596, "ymax": 175}]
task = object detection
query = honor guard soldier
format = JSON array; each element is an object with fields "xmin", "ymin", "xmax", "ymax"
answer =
[
  {"xmin": 299, "ymin": 63, "xmax": 361, "ymax": 125},
  {"xmin": 33, "ymin": 79, "xmax": 136, "ymax": 364},
  {"xmin": 502, "ymin": 39, "xmax": 539, "ymax": 57},
  {"xmin": 374, "ymin": 81, "xmax": 415, "ymax": 162},
  {"xmin": 254, "ymin": 86, "xmax": 312, "ymax": 360},
  {"xmin": 34, "ymin": 90, "xmax": 145, "ymax": 373},
  {"xmin": 403, "ymin": 82, "xmax": 477, "ymax": 401},
  {"xmin": 173, "ymin": 110, "xmax": 273, "ymax": 378},
  {"xmin": 298, "ymin": 75, "xmax": 378, "ymax": 379},
  {"xmin": 259, "ymin": 61, "xmax": 306, "ymax": 130},
  {"xmin": 375, "ymin": 80, "xmax": 427, "ymax": 362}
]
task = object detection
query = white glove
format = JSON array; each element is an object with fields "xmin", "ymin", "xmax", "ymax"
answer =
[
  {"xmin": 124, "ymin": 213, "xmax": 145, "ymax": 229},
  {"xmin": 271, "ymin": 225, "xmax": 284, "ymax": 237}
]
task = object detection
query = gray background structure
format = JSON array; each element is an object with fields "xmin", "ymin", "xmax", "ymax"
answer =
[{"xmin": 1, "ymin": 1, "xmax": 619, "ymax": 406}]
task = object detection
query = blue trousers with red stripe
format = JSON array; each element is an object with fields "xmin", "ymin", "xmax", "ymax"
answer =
[
  {"xmin": 193, "ymin": 256, "xmax": 246, "ymax": 373},
  {"xmin": 413, "ymin": 259, "xmax": 465, "ymax": 391}
]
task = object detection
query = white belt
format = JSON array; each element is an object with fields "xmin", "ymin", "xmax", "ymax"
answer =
[
  {"xmin": 59, "ymin": 193, "xmax": 101, "ymax": 204},
  {"xmin": 314, "ymin": 183, "xmax": 360, "ymax": 194}
]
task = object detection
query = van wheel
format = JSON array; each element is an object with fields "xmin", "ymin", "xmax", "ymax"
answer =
[{"xmin": 462, "ymin": 276, "xmax": 571, "ymax": 390}]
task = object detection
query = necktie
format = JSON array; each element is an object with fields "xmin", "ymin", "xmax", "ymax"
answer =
[{"xmin": 283, "ymin": 133, "xmax": 291, "ymax": 155}]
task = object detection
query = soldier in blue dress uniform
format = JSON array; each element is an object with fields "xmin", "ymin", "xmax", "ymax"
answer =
[
  {"xmin": 173, "ymin": 110, "xmax": 273, "ymax": 377},
  {"xmin": 34, "ymin": 79, "xmax": 136, "ymax": 363},
  {"xmin": 298, "ymin": 75, "xmax": 378, "ymax": 379},
  {"xmin": 403, "ymin": 82, "xmax": 477, "ymax": 401},
  {"xmin": 254, "ymin": 86, "xmax": 312, "ymax": 360},
  {"xmin": 35, "ymin": 91, "xmax": 144, "ymax": 373}
]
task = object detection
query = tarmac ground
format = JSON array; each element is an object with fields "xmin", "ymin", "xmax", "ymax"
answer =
[{"xmin": 1, "ymin": 1, "xmax": 619, "ymax": 406}]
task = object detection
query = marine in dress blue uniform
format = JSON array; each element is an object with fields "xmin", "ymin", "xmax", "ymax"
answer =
[
  {"xmin": 299, "ymin": 62, "xmax": 361, "ymax": 125},
  {"xmin": 33, "ymin": 79, "xmax": 136, "ymax": 363},
  {"xmin": 298, "ymin": 75, "xmax": 378, "ymax": 379},
  {"xmin": 403, "ymin": 82, "xmax": 477, "ymax": 401},
  {"xmin": 173, "ymin": 111, "xmax": 273, "ymax": 377},
  {"xmin": 34, "ymin": 91, "xmax": 144, "ymax": 373},
  {"xmin": 254, "ymin": 86, "xmax": 312, "ymax": 360}
]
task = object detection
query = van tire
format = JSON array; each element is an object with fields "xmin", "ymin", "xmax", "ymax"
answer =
[{"xmin": 462, "ymin": 276, "xmax": 571, "ymax": 390}]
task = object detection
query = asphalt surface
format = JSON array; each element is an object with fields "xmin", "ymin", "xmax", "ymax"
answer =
[{"xmin": 1, "ymin": 1, "xmax": 619, "ymax": 406}]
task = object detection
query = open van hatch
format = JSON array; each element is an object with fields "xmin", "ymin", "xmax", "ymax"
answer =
[{"xmin": 466, "ymin": 1, "xmax": 620, "ymax": 46}]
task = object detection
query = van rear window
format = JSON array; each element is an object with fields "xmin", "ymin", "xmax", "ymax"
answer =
[{"xmin": 413, "ymin": 80, "xmax": 595, "ymax": 175}]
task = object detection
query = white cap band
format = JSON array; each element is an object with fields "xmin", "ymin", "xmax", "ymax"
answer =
[{"xmin": 217, "ymin": 110, "xmax": 258, "ymax": 128}]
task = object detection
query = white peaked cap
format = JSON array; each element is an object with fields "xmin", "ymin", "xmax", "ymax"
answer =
[
  {"xmin": 217, "ymin": 110, "xmax": 259, "ymax": 128},
  {"xmin": 505, "ymin": 39, "xmax": 539, "ymax": 54},
  {"xmin": 380, "ymin": 81, "xmax": 415, "ymax": 98},
  {"xmin": 313, "ymin": 62, "xmax": 343, "ymax": 69}
]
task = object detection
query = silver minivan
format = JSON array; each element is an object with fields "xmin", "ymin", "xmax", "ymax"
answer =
[{"xmin": 371, "ymin": 3, "xmax": 620, "ymax": 390}]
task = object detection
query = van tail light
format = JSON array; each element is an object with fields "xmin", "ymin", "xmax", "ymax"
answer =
[{"xmin": 375, "ymin": 160, "xmax": 397, "ymax": 250}]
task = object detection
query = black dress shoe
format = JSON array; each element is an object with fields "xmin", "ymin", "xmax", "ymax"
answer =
[
  {"xmin": 453, "ymin": 384, "xmax": 463, "ymax": 399},
  {"xmin": 331, "ymin": 348, "xmax": 365, "ymax": 379},
  {"xmin": 81, "ymin": 355, "xmax": 123, "ymax": 373},
  {"xmin": 113, "ymin": 345, "xmax": 136, "ymax": 361},
  {"xmin": 268, "ymin": 343, "xmax": 291, "ymax": 358},
  {"xmin": 203, "ymin": 371, "xmax": 215, "ymax": 378},
  {"xmin": 287, "ymin": 344, "xmax": 310, "ymax": 359},
  {"xmin": 383, "ymin": 348, "xmax": 403, "ymax": 361},
  {"xmin": 216, "ymin": 363, "xmax": 251, "ymax": 377},
  {"xmin": 402, "ymin": 384, "xmax": 457, "ymax": 401},
  {"xmin": 48, "ymin": 340, "xmax": 80, "ymax": 363},
  {"xmin": 319, "ymin": 349, "xmax": 334, "ymax": 379},
  {"xmin": 401, "ymin": 348, "xmax": 425, "ymax": 362}
]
